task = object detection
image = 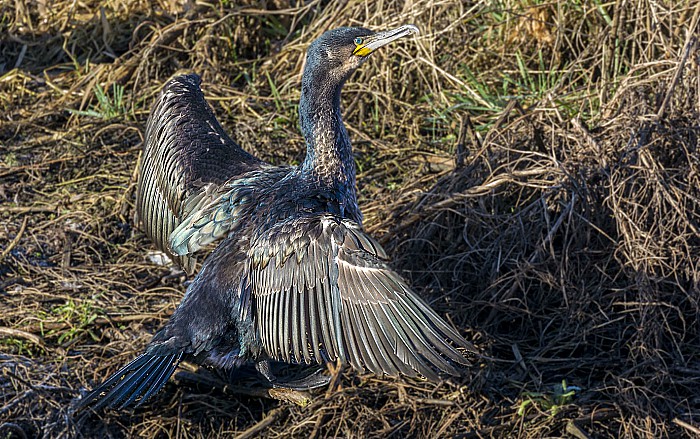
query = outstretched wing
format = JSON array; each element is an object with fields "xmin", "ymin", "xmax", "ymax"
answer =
[
  {"xmin": 248, "ymin": 214, "xmax": 476, "ymax": 381},
  {"xmin": 136, "ymin": 74, "xmax": 263, "ymax": 274}
]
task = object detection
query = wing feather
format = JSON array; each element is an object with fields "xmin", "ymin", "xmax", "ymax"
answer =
[
  {"xmin": 291, "ymin": 278, "xmax": 301, "ymax": 363},
  {"xmin": 250, "ymin": 214, "xmax": 476, "ymax": 380},
  {"xmin": 354, "ymin": 304, "xmax": 386, "ymax": 374},
  {"xmin": 315, "ymin": 264, "xmax": 334, "ymax": 362},
  {"xmin": 274, "ymin": 284, "xmax": 282, "ymax": 358},
  {"xmin": 281, "ymin": 285, "xmax": 291, "ymax": 362},
  {"xmin": 308, "ymin": 270, "xmax": 323, "ymax": 362},
  {"xmin": 299, "ymin": 288, "xmax": 312, "ymax": 364},
  {"xmin": 364, "ymin": 304, "xmax": 405, "ymax": 375},
  {"xmin": 339, "ymin": 303, "xmax": 363, "ymax": 371}
]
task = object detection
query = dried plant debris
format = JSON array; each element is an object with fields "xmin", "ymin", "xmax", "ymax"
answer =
[{"xmin": 1, "ymin": 0, "xmax": 700, "ymax": 438}]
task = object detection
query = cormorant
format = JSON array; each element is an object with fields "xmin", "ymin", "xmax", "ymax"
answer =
[{"xmin": 76, "ymin": 25, "xmax": 476, "ymax": 412}]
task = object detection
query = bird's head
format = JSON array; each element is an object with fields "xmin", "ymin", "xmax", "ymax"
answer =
[{"xmin": 303, "ymin": 25, "xmax": 420, "ymax": 88}]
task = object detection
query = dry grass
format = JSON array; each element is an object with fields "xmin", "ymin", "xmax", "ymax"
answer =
[{"xmin": 1, "ymin": 0, "xmax": 700, "ymax": 437}]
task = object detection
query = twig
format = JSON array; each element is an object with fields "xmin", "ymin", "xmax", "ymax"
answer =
[
  {"xmin": 0, "ymin": 156, "xmax": 83, "ymax": 178},
  {"xmin": 566, "ymin": 421, "xmax": 592, "ymax": 439},
  {"xmin": 657, "ymin": 3, "xmax": 700, "ymax": 119},
  {"xmin": 571, "ymin": 117, "xmax": 605, "ymax": 168},
  {"xmin": 434, "ymin": 407, "xmax": 466, "ymax": 438},
  {"xmin": 18, "ymin": 312, "xmax": 173, "ymax": 335},
  {"xmin": 0, "ymin": 390, "xmax": 36, "ymax": 417},
  {"xmin": 672, "ymin": 418, "xmax": 700, "ymax": 435},
  {"xmin": 483, "ymin": 99, "xmax": 519, "ymax": 146},
  {"xmin": 0, "ymin": 206, "xmax": 56, "ymax": 214},
  {"xmin": 324, "ymin": 359, "xmax": 343, "ymax": 399},
  {"xmin": 0, "ymin": 327, "xmax": 45, "ymax": 349},
  {"xmin": 236, "ymin": 407, "xmax": 287, "ymax": 439},
  {"xmin": 414, "ymin": 398, "xmax": 455, "ymax": 407},
  {"xmin": 656, "ymin": 37, "xmax": 697, "ymax": 120},
  {"xmin": 0, "ymin": 216, "xmax": 28, "ymax": 262},
  {"xmin": 309, "ymin": 409, "xmax": 330, "ymax": 439}
]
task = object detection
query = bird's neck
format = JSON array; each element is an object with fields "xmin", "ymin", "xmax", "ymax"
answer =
[{"xmin": 299, "ymin": 75, "xmax": 357, "ymax": 204}]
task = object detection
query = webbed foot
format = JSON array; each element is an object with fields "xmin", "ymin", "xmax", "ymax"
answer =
[{"xmin": 255, "ymin": 360, "xmax": 331, "ymax": 390}]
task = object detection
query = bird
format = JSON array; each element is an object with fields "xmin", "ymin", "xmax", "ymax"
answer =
[{"xmin": 76, "ymin": 24, "xmax": 476, "ymax": 412}]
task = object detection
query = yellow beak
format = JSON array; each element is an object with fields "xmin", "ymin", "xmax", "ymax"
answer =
[{"xmin": 353, "ymin": 25, "xmax": 420, "ymax": 57}]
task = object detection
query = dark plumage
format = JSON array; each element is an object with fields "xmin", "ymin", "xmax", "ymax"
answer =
[{"xmin": 76, "ymin": 25, "xmax": 476, "ymax": 412}]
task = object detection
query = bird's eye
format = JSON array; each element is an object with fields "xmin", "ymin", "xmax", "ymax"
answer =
[{"xmin": 354, "ymin": 37, "xmax": 363, "ymax": 45}]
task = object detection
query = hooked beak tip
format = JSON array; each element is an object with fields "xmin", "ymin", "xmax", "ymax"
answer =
[{"xmin": 404, "ymin": 24, "xmax": 420, "ymax": 36}]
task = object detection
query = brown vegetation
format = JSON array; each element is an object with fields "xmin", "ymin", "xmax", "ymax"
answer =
[{"xmin": 1, "ymin": 0, "xmax": 699, "ymax": 437}]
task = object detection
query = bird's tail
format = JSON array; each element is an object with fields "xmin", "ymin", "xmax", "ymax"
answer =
[{"xmin": 75, "ymin": 351, "xmax": 183, "ymax": 411}]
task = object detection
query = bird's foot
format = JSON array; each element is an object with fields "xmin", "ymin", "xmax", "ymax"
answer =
[
  {"xmin": 255, "ymin": 360, "xmax": 331, "ymax": 391},
  {"xmin": 273, "ymin": 367, "xmax": 331, "ymax": 390}
]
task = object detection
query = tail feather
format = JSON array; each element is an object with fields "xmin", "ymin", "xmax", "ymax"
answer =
[
  {"xmin": 104, "ymin": 354, "xmax": 164, "ymax": 409},
  {"xmin": 133, "ymin": 354, "xmax": 182, "ymax": 408},
  {"xmin": 76, "ymin": 351, "xmax": 183, "ymax": 411}
]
